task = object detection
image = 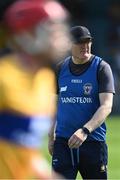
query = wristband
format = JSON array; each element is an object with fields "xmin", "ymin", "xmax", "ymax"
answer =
[{"xmin": 82, "ymin": 127, "xmax": 90, "ymax": 135}]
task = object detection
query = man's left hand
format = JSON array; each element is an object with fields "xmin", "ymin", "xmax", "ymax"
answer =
[{"xmin": 68, "ymin": 128, "xmax": 87, "ymax": 148}]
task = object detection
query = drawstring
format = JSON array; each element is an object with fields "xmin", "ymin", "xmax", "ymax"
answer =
[
  {"xmin": 70, "ymin": 148, "xmax": 75, "ymax": 167},
  {"xmin": 77, "ymin": 148, "xmax": 79, "ymax": 164},
  {"xmin": 70, "ymin": 148, "xmax": 80, "ymax": 167}
]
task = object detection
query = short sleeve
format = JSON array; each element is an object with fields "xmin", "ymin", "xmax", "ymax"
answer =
[{"xmin": 98, "ymin": 60, "xmax": 115, "ymax": 94}]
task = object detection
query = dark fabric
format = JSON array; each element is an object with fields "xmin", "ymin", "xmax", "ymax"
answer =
[
  {"xmin": 70, "ymin": 26, "xmax": 92, "ymax": 44},
  {"xmin": 52, "ymin": 137, "xmax": 108, "ymax": 180}
]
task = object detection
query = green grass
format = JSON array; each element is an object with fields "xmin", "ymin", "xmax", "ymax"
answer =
[
  {"xmin": 106, "ymin": 116, "xmax": 120, "ymax": 179},
  {"xmin": 42, "ymin": 116, "xmax": 120, "ymax": 179}
]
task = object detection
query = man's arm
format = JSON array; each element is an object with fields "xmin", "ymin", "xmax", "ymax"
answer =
[
  {"xmin": 84, "ymin": 92, "xmax": 113, "ymax": 132},
  {"xmin": 68, "ymin": 92, "xmax": 113, "ymax": 148}
]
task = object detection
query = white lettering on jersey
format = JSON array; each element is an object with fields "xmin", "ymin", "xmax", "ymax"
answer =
[
  {"xmin": 61, "ymin": 97, "xmax": 92, "ymax": 103},
  {"xmin": 71, "ymin": 79, "xmax": 82, "ymax": 83}
]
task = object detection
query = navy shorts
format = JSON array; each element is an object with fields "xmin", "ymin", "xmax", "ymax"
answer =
[{"xmin": 52, "ymin": 137, "xmax": 108, "ymax": 179}]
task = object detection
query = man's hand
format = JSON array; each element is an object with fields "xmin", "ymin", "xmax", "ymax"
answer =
[{"xmin": 68, "ymin": 128, "xmax": 87, "ymax": 148}]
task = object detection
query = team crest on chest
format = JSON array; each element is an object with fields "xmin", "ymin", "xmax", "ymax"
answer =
[{"xmin": 83, "ymin": 83, "xmax": 92, "ymax": 95}]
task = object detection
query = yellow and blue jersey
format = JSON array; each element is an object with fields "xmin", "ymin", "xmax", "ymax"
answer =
[{"xmin": 0, "ymin": 54, "xmax": 56, "ymax": 147}]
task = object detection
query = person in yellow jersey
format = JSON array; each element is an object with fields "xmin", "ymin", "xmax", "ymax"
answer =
[{"xmin": 0, "ymin": 0, "xmax": 71, "ymax": 178}]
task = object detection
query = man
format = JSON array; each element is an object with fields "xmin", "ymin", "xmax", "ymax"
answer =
[
  {"xmin": 0, "ymin": 0, "xmax": 71, "ymax": 178},
  {"xmin": 48, "ymin": 26, "xmax": 115, "ymax": 179}
]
